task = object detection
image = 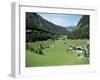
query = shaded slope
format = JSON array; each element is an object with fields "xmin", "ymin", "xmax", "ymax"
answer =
[
  {"xmin": 67, "ymin": 15, "xmax": 89, "ymax": 39},
  {"xmin": 26, "ymin": 12, "xmax": 69, "ymax": 35}
]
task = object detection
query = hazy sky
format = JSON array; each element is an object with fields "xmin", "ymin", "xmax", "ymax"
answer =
[{"xmin": 38, "ymin": 13, "xmax": 83, "ymax": 27}]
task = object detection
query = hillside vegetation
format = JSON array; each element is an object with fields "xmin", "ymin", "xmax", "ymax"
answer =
[
  {"xmin": 26, "ymin": 13, "xmax": 69, "ymax": 42},
  {"xmin": 26, "ymin": 13, "xmax": 90, "ymax": 67},
  {"xmin": 67, "ymin": 15, "xmax": 89, "ymax": 39}
]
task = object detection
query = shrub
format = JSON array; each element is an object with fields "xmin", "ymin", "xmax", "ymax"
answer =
[
  {"xmin": 40, "ymin": 44, "xmax": 45, "ymax": 49},
  {"xmin": 38, "ymin": 48, "xmax": 44, "ymax": 55}
]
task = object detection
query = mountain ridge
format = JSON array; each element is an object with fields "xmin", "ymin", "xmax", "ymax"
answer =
[
  {"xmin": 67, "ymin": 15, "xmax": 89, "ymax": 39},
  {"xmin": 26, "ymin": 12, "xmax": 69, "ymax": 35}
]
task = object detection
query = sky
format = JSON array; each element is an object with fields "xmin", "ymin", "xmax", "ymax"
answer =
[{"xmin": 38, "ymin": 13, "xmax": 83, "ymax": 27}]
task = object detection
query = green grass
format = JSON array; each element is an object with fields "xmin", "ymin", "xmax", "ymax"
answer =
[{"xmin": 26, "ymin": 39, "xmax": 89, "ymax": 67}]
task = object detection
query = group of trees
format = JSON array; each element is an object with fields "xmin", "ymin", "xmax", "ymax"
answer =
[{"xmin": 26, "ymin": 30, "xmax": 61, "ymax": 42}]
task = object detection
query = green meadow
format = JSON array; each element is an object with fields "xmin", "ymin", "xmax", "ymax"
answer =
[
  {"xmin": 26, "ymin": 39, "xmax": 89, "ymax": 67},
  {"xmin": 25, "ymin": 13, "xmax": 90, "ymax": 67}
]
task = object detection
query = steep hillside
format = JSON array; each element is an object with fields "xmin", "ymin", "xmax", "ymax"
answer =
[
  {"xmin": 76, "ymin": 15, "xmax": 89, "ymax": 28},
  {"xmin": 26, "ymin": 12, "xmax": 69, "ymax": 42},
  {"xmin": 26, "ymin": 12, "xmax": 69, "ymax": 35},
  {"xmin": 67, "ymin": 15, "xmax": 89, "ymax": 39}
]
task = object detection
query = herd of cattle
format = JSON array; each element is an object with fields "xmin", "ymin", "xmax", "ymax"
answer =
[{"xmin": 68, "ymin": 45, "xmax": 89, "ymax": 59}]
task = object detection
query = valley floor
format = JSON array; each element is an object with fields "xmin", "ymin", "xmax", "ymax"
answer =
[{"xmin": 26, "ymin": 39, "xmax": 89, "ymax": 67}]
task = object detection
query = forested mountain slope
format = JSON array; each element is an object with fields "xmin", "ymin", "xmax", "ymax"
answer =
[
  {"xmin": 26, "ymin": 12, "xmax": 69, "ymax": 35},
  {"xmin": 26, "ymin": 12, "xmax": 69, "ymax": 42},
  {"xmin": 67, "ymin": 15, "xmax": 89, "ymax": 39}
]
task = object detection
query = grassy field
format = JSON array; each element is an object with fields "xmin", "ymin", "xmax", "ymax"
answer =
[{"xmin": 26, "ymin": 39, "xmax": 89, "ymax": 67}]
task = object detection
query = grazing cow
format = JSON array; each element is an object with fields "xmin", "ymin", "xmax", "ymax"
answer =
[
  {"xmin": 75, "ymin": 46, "xmax": 83, "ymax": 56},
  {"xmin": 68, "ymin": 45, "xmax": 84, "ymax": 57},
  {"xmin": 67, "ymin": 44, "xmax": 89, "ymax": 59}
]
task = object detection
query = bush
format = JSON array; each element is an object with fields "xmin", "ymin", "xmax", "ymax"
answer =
[
  {"xmin": 40, "ymin": 44, "xmax": 45, "ymax": 49},
  {"xmin": 38, "ymin": 48, "xmax": 44, "ymax": 55}
]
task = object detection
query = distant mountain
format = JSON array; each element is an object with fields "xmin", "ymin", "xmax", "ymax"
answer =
[
  {"xmin": 67, "ymin": 15, "xmax": 89, "ymax": 39},
  {"xmin": 66, "ymin": 26, "xmax": 76, "ymax": 32},
  {"xmin": 26, "ymin": 12, "xmax": 69, "ymax": 35}
]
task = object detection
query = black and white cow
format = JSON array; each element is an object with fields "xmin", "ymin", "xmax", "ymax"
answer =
[
  {"xmin": 68, "ymin": 45, "xmax": 84, "ymax": 57},
  {"xmin": 75, "ymin": 46, "xmax": 83, "ymax": 56}
]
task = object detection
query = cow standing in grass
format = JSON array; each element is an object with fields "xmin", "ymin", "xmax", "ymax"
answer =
[
  {"xmin": 75, "ymin": 46, "xmax": 83, "ymax": 57},
  {"xmin": 68, "ymin": 45, "xmax": 84, "ymax": 57},
  {"xmin": 68, "ymin": 45, "xmax": 89, "ymax": 59}
]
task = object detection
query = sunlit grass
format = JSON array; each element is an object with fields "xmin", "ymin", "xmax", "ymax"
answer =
[{"xmin": 26, "ymin": 39, "xmax": 89, "ymax": 67}]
